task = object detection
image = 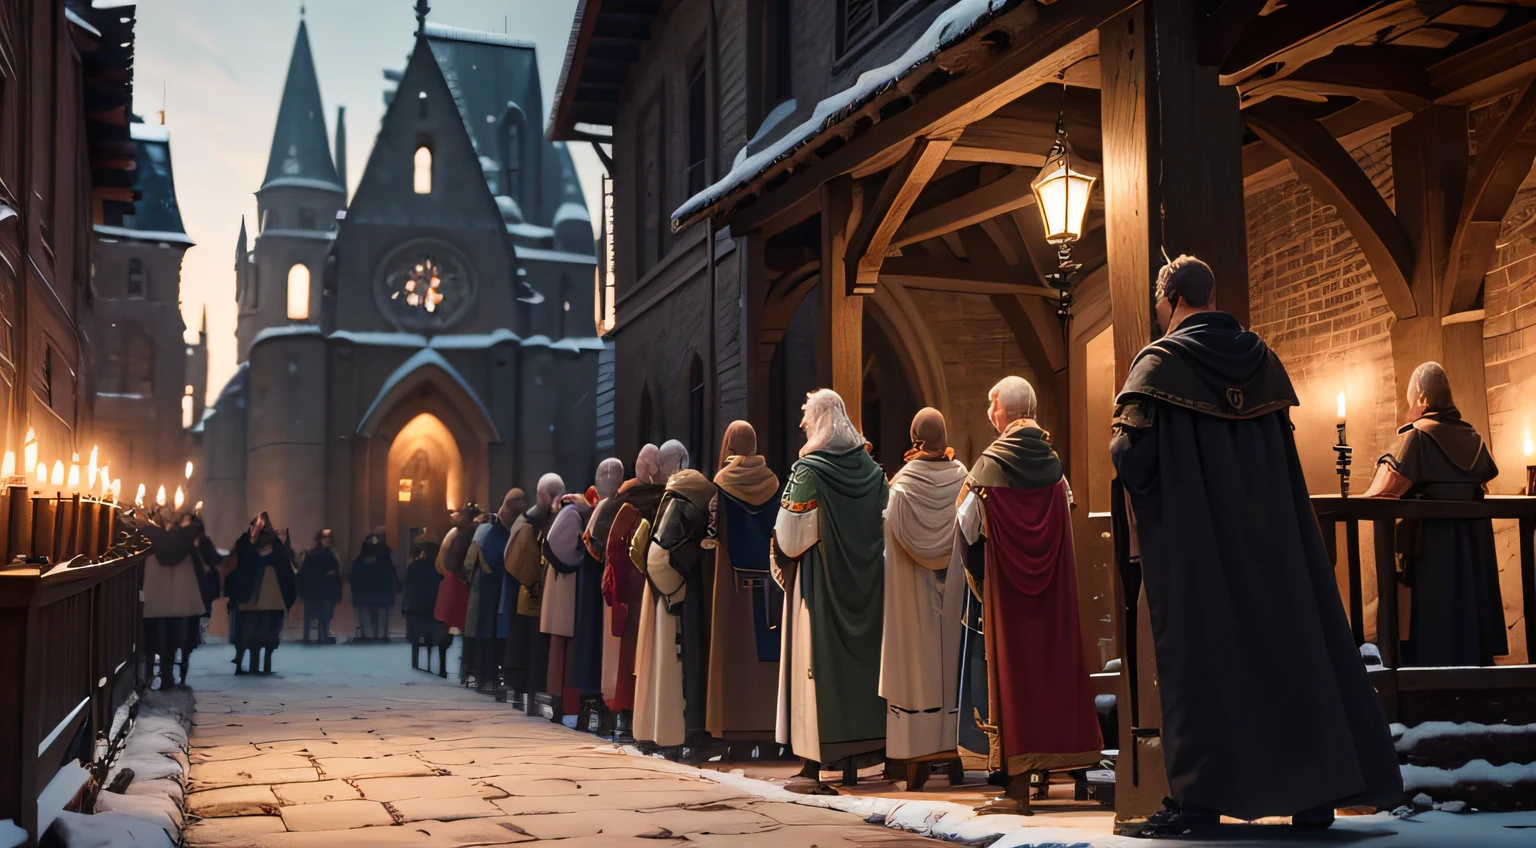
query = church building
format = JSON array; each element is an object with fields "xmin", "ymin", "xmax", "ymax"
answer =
[{"xmin": 203, "ymin": 7, "xmax": 600, "ymax": 554}]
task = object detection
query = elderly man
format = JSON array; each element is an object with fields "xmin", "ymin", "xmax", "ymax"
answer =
[
  {"xmin": 1111, "ymin": 255, "xmax": 1400, "ymax": 834},
  {"xmin": 1367, "ymin": 361, "xmax": 1503, "ymax": 666},
  {"xmin": 956, "ymin": 378, "xmax": 1099, "ymax": 813},
  {"xmin": 602, "ymin": 445, "xmax": 667, "ymax": 738},
  {"xmin": 772, "ymin": 389, "xmax": 888, "ymax": 793}
]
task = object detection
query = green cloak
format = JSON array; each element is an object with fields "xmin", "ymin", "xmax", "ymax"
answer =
[{"xmin": 786, "ymin": 446, "xmax": 889, "ymax": 748}]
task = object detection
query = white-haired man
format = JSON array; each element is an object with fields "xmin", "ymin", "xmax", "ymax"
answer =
[
  {"xmin": 599, "ymin": 445, "xmax": 667, "ymax": 738},
  {"xmin": 954, "ymin": 376, "xmax": 1100, "ymax": 814},
  {"xmin": 771, "ymin": 389, "xmax": 888, "ymax": 792},
  {"xmin": 1111, "ymin": 255, "xmax": 1399, "ymax": 834}
]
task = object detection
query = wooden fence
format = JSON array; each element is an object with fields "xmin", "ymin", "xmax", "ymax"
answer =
[{"xmin": 0, "ymin": 552, "xmax": 146, "ymax": 844}]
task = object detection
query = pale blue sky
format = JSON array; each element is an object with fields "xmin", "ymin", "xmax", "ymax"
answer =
[{"xmin": 132, "ymin": 0, "xmax": 601, "ymax": 400}]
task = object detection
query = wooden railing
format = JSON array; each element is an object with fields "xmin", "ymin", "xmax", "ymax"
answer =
[
  {"xmin": 0, "ymin": 551, "xmax": 146, "ymax": 844},
  {"xmin": 1311, "ymin": 494, "xmax": 1536, "ymax": 668}
]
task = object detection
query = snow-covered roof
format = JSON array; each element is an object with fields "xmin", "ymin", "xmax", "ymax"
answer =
[
  {"xmin": 251, "ymin": 325, "xmax": 323, "ymax": 347},
  {"xmin": 259, "ymin": 176, "xmax": 346, "ymax": 194},
  {"xmin": 429, "ymin": 329, "xmax": 523, "ymax": 349},
  {"xmin": 521, "ymin": 335, "xmax": 605, "ymax": 352},
  {"xmin": 507, "ymin": 221, "xmax": 556, "ymax": 241},
  {"xmin": 213, "ymin": 362, "xmax": 251, "ymax": 409},
  {"xmin": 94, "ymin": 224, "xmax": 195, "ymax": 246},
  {"xmin": 65, "ymin": 7, "xmax": 101, "ymax": 37},
  {"xmin": 553, "ymin": 201, "xmax": 590, "ymax": 225},
  {"xmin": 327, "ymin": 329, "xmax": 523, "ymax": 349},
  {"xmin": 515, "ymin": 246, "xmax": 597, "ymax": 266},
  {"xmin": 257, "ymin": 228, "xmax": 337, "ymax": 241},
  {"xmin": 671, "ymin": 0, "xmax": 1017, "ymax": 229},
  {"xmin": 129, "ymin": 122, "xmax": 169, "ymax": 143},
  {"xmin": 424, "ymin": 23, "xmax": 536, "ymax": 50}
]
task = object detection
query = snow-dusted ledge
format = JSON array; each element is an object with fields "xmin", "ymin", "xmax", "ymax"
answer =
[{"xmin": 44, "ymin": 689, "xmax": 192, "ymax": 847}]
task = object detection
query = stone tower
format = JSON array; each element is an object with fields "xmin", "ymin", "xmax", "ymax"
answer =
[{"xmin": 235, "ymin": 15, "xmax": 346, "ymax": 362}]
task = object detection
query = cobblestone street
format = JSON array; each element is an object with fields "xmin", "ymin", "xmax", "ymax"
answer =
[{"xmin": 180, "ymin": 642, "xmax": 943, "ymax": 847}]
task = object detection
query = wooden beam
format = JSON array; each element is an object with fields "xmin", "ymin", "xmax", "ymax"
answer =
[
  {"xmin": 846, "ymin": 134, "xmax": 958, "ymax": 295},
  {"xmin": 818, "ymin": 177, "xmax": 864, "ymax": 426},
  {"xmin": 880, "ymin": 253, "xmax": 1060, "ymax": 296},
  {"xmin": 1246, "ymin": 100, "xmax": 1418, "ymax": 319},
  {"xmin": 891, "ymin": 169, "xmax": 1038, "ymax": 249},
  {"xmin": 1443, "ymin": 78, "xmax": 1536, "ymax": 314},
  {"xmin": 1242, "ymin": 100, "xmax": 1411, "ymax": 181},
  {"xmin": 1220, "ymin": 1, "xmax": 1416, "ymax": 85},
  {"xmin": 718, "ymin": 9, "xmax": 1114, "ymax": 235},
  {"xmin": 1242, "ymin": 45, "xmax": 1431, "ymax": 111},
  {"xmin": 1101, "ymin": 5, "xmax": 1156, "ymax": 391},
  {"xmin": 1430, "ymin": 19, "xmax": 1536, "ymax": 105}
]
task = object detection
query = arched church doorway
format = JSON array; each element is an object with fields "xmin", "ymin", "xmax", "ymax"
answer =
[{"xmin": 385, "ymin": 412, "xmax": 463, "ymax": 560}]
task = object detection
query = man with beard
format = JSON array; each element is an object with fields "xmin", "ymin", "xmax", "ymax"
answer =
[
  {"xmin": 772, "ymin": 390, "xmax": 888, "ymax": 792},
  {"xmin": 350, "ymin": 530, "xmax": 398, "ymax": 642},
  {"xmin": 297, "ymin": 529, "xmax": 342, "ymax": 643},
  {"xmin": 957, "ymin": 379, "xmax": 1100, "ymax": 814},
  {"xmin": 706, "ymin": 422, "xmax": 782, "ymax": 751},
  {"xmin": 601, "ymin": 445, "xmax": 666, "ymax": 738},
  {"xmin": 226, "ymin": 513, "xmax": 296, "ymax": 675},
  {"xmin": 1111, "ymin": 255, "xmax": 1400, "ymax": 834}
]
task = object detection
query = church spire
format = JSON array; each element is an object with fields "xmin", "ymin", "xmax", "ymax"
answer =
[
  {"xmin": 262, "ymin": 17, "xmax": 341, "ymax": 193},
  {"xmin": 416, "ymin": 0, "xmax": 430, "ymax": 35}
]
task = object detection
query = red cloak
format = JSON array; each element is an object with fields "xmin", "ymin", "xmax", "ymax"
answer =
[{"xmin": 602, "ymin": 503, "xmax": 646, "ymax": 711}]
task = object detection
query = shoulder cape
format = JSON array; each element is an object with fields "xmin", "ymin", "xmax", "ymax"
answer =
[{"xmin": 1116, "ymin": 311, "xmax": 1297, "ymax": 420}]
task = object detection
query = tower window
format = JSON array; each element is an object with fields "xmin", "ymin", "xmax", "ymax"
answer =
[
  {"xmin": 127, "ymin": 258, "xmax": 146, "ymax": 299},
  {"xmin": 182, "ymin": 385, "xmax": 195, "ymax": 429},
  {"xmin": 287, "ymin": 263, "xmax": 311, "ymax": 320},
  {"xmin": 414, "ymin": 146, "xmax": 433, "ymax": 194},
  {"xmin": 500, "ymin": 106, "xmax": 526, "ymax": 203}
]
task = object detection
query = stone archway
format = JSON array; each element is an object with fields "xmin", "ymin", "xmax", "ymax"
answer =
[{"xmin": 384, "ymin": 412, "xmax": 463, "ymax": 556}]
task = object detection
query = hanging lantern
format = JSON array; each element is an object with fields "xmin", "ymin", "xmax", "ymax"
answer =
[
  {"xmin": 398, "ymin": 478, "xmax": 413, "ymax": 503},
  {"xmin": 1030, "ymin": 113, "xmax": 1097, "ymax": 335}
]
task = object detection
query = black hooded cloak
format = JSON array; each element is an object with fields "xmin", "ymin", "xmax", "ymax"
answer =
[{"xmin": 1110, "ymin": 311, "xmax": 1401, "ymax": 819}]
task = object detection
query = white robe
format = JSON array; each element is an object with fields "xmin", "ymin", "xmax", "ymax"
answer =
[
  {"xmin": 879, "ymin": 458, "xmax": 967, "ymax": 760},
  {"xmin": 773, "ymin": 506, "xmax": 822, "ymax": 761},
  {"xmin": 631, "ymin": 543, "xmax": 685, "ymax": 746}
]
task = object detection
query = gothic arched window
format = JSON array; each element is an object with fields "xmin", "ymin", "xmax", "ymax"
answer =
[
  {"xmin": 286, "ymin": 263, "xmax": 311, "ymax": 320},
  {"xmin": 500, "ymin": 106, "xmax": 527, "ymax": 204},
  {"xmin": 413, "ymin": 145, "xmax": 433, "ymax": 194}
]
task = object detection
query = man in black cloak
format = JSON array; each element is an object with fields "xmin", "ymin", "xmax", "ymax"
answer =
[
  {"xmin": 1366, "ymin": 361, "xmax": 1504, "ymax": 666},
  {"xmin": 298, "ymin": 529, "xmax": 342, "ymax": 644},
  {"xmin": 350, "ymin": 531, "xmax": 399, "ymax": 642},
  {"xmin": 1110, "ymin": 256, "xmax": 1401, "ymax": 834}
]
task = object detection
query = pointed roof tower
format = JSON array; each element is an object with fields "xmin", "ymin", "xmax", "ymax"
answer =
[{"xmin": 262, "ymin": 16, "xmax": 342, "ymax": 192}]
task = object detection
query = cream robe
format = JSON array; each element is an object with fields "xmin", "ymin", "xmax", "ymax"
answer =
[
  {"xmin": 143, "ymin": 555, "xmax": 209, "ymax": 619},
  {"xmin": 631, "ymin": 542, "xmax": 685, "ymax": 746},
  {"xmin": 880, "ymin": 458, "xmax": 967, "ymax": 760},
  {"xmin": 773, "ymin": 507, "xmax": 822, "ymax": 762}
]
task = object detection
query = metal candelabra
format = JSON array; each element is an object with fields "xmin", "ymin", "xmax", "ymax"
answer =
[{"xmin": 1334, "ymin": 422, "xmax": 1353, "ymax": 497}]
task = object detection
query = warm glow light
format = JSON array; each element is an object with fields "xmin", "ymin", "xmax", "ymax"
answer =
[
  {"xmin": 23, "ymin": 427, "xmax": 36, "ymax": 474},
  {"xmin": 87, "ymin": 445, "xmax": 99, "ymax": 490},
  {"xmin": 398, "ymin": 478, "xmax": 413, "ymax": 503},
  {"xmin": 51, "ymin": 460, "xmax": 64, "ymax": 487},
  {"xmin": 100, "ymin": 473, "xmax": 110, "ymax": 497},
  {"xmin": 155, "ymin": 485, "xmax": 167, "ymax": 508},
  {"xmin": 174, "ymin": 486, "xmax": 185, "ymax": 510},
  {"xmin": 413, "ymin": 146, "xmax": 433, "ymax": 194},
  {"xmin": 194, "ymin": 500, "xmax": 203, "ymax": 513},
  {"xmin": 67, "ymin": 453, "xmax": 81, "ymax": 492},
  {"xmin": 1525, "ymin": 430, "xmax": 1533, "ymax": 459},
  {"xmin": 185, "ymin": 461, "xmax": 194, "ymax": 480},
  {"xmin": 35, "ymin": 462, "xmax": 46, "ymax": 484},
  {"xmin": 1336, "ymin": 391, "xmax": 1347, "ymax": 420},
  {"xmin": 111, "ymin": 479, "xmax": 122, "ymax": 502},
  {"xmin": 1, "ymin": 451, "xmax": 13, "ymax": 478},
  {"xmin": 286, "ymin": 264, "xmax": 311, "ymax": 320},
  {"xmin": 134, "ymin": 483, "xmax": 146, "ymax": 506}
]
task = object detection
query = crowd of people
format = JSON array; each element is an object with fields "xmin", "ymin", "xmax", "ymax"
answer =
[{"xmin": 132, "ymin": 254, "xmax": 1535, "ymax": 833}]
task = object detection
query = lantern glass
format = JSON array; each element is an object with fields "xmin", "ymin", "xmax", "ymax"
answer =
[
  {"xmin": 1031, "ymin": 143, "xmax": 1096, "ymax": 245},
  {"xmin": 399, "ymin": 478, "xmax": 413, "ymax": 503}
]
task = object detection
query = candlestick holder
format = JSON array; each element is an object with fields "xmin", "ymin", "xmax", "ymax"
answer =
[
  {"xmin": 1527, "ymin": 465, "xmax": 1535, "ymax": 496},
  {"xmin": 1334, "ymin": 422, "xmax": 1353, "ymax": 497}
]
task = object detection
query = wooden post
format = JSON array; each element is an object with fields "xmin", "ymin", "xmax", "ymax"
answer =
[
  {"xmin": 1100, "ymin": 6, "xmax": 1155, "ymax": 391},
  {"xmin": 818, "ymin": 176, "xmax": 864, "ymax": 428},
  {"xmin": 1373, "ymin": 518, "xmax": 1400, "ymax": 667}
]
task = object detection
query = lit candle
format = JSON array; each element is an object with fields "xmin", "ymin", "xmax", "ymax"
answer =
[
  {"xmin": 35, "ymin": 462, "xmax": 47, "ymax": 485},
  {"xmin": 134, "ymin": 483, "xmax": 146, "ymax": 507},
  {"xmin": 22, "ymin": 427, "xmax": 36, "ymax": 475},
  {"xmin": 50, "ymin": 460, "xmax": 64, "ymax": 487},
  {"xmin": 184, "ymin": 461, "xmax": 194, "ymax": 481},
  {"xmin": 110, "ymin": 479, "xmax": 122, "ymax": 502},
  {"xmin": 174, "ymin": 486, "xmax": 185, "ymax": 510},
  {"xmin": 1, "ymin": 451, "xmax": 13, "ymax": 479},
  {"xmin": 194, "ymin": 500, "xmax": 203, "ymax": 514},
  {"xmin": 155, "ymin": 485, "xmax": 167, "ymax": 508},
  {"xmin": 67, "ymin": 453, "xmax": 80, "ymax": 493},
  {"xmin": 87, "ymin": 445, "xmax": 98, "ymax": 491},
  {"xmin": 1336, "ymin": 391, "xmax": 1347, "ymax": 420},
  {"xmin": 100, "ymin": 465, "xmax": 110, "ymax": 495},
  {"xmin": 1526, "ymin": 428, "xmax": 1535, "ymax": 496}
]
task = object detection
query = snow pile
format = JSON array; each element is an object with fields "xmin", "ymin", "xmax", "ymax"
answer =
[
  {"xmin": 672, "ymin": 0, "xmax": 1017, "ymax": 227},
  {"xmin": 1401, "ymin": 759, "xmax": 1536, "ymax": 791},
  {"xmin": 47, "ymin": 687, "xmax": 193, "ymax": 847},
  {"xmin": 1393, "ymin": 720, "xmax": 1536, "ymax": 750}
]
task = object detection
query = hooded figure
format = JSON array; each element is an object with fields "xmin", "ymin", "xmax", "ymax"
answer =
[
  {"xmin": 1111, "ymin": 256, "xmax": 1400, "ymax": 832},
  {"xmin": 435, "ymin": 503, "xmax": 481, "ymax": 683},
  {"xmin": 350, "ymin": 530, "xmax": 399, "ymax": 641},
  {"xmin": 772, "ymin": 390, "xmax": 888, "ymax": 791},
  {"xmin": 601, "ymin": 444, "xmax": 666, "ymax": 730},
  {"xmin": 630, "ymin": 442, "xmax": 692, "ymax": 739},
  {"xmin": 499, "ymin": 486, "xmax": 548, "ymax": 699},
  {"xmin": 882, "ymin": 408, "xmax": 967, "ymax": 763},
  {"xmin": 297, "ymin": 529, "xmax": 342, "ymax": 643},
  {"xmin": 404, "ymin": 534, "xmax": 450, "ymax": 676},
  {"xmin": 957, "ymin": 379, "xmax": 1099, "ymax": 813},
  {"xmin": 140, "ymin": 509, "xmax": 222, "ymax": 689},
  {"xmin": 1367, "ymin": 361, "xmax": 1503, "ymax": 666},
  {"xmin": 706, "ymin": 421, "xmax": 783, "ymax": 743},
  {"xmin": 464, "ymin": 489, "xmax": 520, "ymax": 691},
  {"xmin": 576, "ymin": 457, "xmax": 624, "ymax": 708},
  {"xmin": 633, "ymin": 466, "xmax": 717, "ymax": 748},
  {"xmin": 226, "ymin": 512, "xmax": 296, "ymax": 675}
]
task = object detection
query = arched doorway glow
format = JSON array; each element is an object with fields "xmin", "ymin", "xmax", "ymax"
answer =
[{"xmin": 385, "ymin": 412, "xmax": 463, "ymax": 556}]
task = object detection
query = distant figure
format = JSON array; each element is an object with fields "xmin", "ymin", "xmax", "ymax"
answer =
[
  {"xmin": 1367, "ymin": 361, "xmax": 1504, "ymax": 666},
  {"xmin": 140, "ymin": 507, "xmax": 222, "ymax": 689},
  {"xmin": 543, "ymin": 485, "xmax": 593, "ymax": 714},
  {"xmin": 435, "ymin": 503, "xmax": 481, "ymax": 683},
  {"xmin": 403, "ymin": 534, "xmax": 450, "ymax": 676},
  {"xmin": 1110, "ymin": 255, "xmax": 1401, "ymax": 834},
  {"xmin": 958, "ymin": 380, "xmax": 1099, "ymax": 813},
  {"xmin": 350, "ymin": 530, "xmax": 398, "ymax": 642},
  {"xmin": 577, "ymin": 458, "xmax": 625, "ymax": 714},
  {"xmin": 226, "ymin": 513, "xmax": 296, "ymax": 675},
  {"xmin": 881, "ymin": 408, "xmax": 967, "ymax": 765},
  {"xmin": 773, "ymin": 389, "xmax": 888, "ymax": 793},
  {"xmin": 297, "ymin": 529, "xmax": 342, "ymax": 644},
  {"xmin": 706, "ymin": 421, "xmax": 782, "ymax": 745},
  {"xmin": 468, "ymin": 489, "xmax": 521, "ymax": 692},
  {"xmin": 601, "ymin": 444, "xmax": 666, "ymax": 737}
]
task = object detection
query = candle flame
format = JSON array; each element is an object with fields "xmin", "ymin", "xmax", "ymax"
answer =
[
  {"xmin": 51, "ymin": 460, "xmax": 64, "ymax": 487},
  {"xmin": 194, "ymin": 500, "xmax": 203, "ymax": 513},
  {"xmin": 185, "ymin": 460, "xmax": 194, "ymax": 480},
  {"xmin": 174, "ymin": 486, "xmax": 185, "ymax": 510},
  {"xmin": 67, "ymin": 454, "xmax": 81, "ymax": 492},
  {"xmin": 1336, "ymin": 391, "xmax": 1346, "ymax": 420},
  {"xmin": 134, "ymin": 483, "xmax": 146, "ymax": 506},
  {"xmin": 0, "ymin": 451, "xmax": 13, "ymax": 478},
  {"xmin": 155, "ymin": 485, "xmax": 167, "ymax": 507},
  {"xmin": 87, "ymin": 445, "xmax": 99, "ymax": 489},
  {"xmin": 23, "ymin": 427, "xmax": 36, "ymax": 474},
  {"xmin": 111, "ymin": 479, "xmax": 122, "ymax": 502},
  {"xmin": 35, "ymin": 462, "xmax": 47, "ymax": 484},
  {"xmin": 1526, "ymin": 430, "xmax": 1534, "ymax": 459}
]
